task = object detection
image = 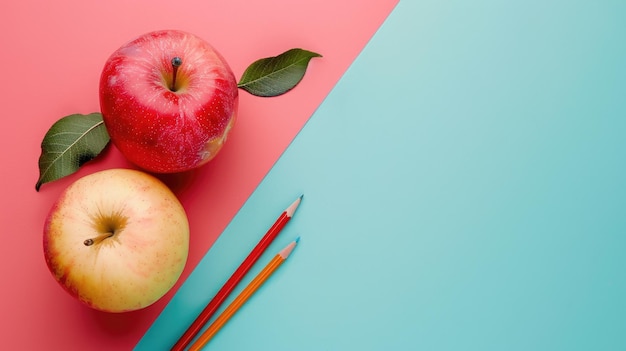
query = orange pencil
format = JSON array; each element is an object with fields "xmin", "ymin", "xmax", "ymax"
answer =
[
  {"xmin": 188, "ymin": 238, "xmax": 300, "ymax": 351},
  {"xmin": 171, "ymin": 196, "xmax": 302, "ymax": 350}
]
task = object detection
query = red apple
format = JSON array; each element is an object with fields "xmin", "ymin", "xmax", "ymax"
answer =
[
  {"xmin": 99, "ymin": 30, "xmax": 238, "ymax": 173},
  {"xmin": 43, "ymin": 168, "xmax": 190, "ymax": 312}
]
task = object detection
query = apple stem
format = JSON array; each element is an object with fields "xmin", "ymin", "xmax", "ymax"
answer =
[
  {"xmin": 84, "ymin": 232, "xmax": 115, "ymax": 246},
  {"xmin": 171, "ymin": 57, "xmax": 182, "ymax": 91}
]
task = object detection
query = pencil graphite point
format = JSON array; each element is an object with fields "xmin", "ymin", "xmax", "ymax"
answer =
[
  {"xmin": 171, "ymin": 194, "xmax": 301, "ymax": 351},
  {"xmin": 285, "ymin": 194, "xmax": 304, "ymax": 218},
  {"xmin": 189, "ymin": 237, "xmax": 300, "ymax": 350},
  {"xmin": 278, "ymin": 239, "xmax": 298, "ymax": 258},
  {"xmin": 295, "ymin": 236, "xmax": 301, "ymax": 243}
]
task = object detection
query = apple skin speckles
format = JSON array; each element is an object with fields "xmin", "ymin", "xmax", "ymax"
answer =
[
  {"xmin": 42, "ymin": 168, "xmax": 189, "ymax": 312},
  {"xmin": 99, "ymin": 30, "xmax": 238, "ymax": 173}
]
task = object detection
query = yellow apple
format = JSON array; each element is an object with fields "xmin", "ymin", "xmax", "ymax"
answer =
[{"xmin": 43, "ymin": 168, "xmax": 189, "ymax": 312}]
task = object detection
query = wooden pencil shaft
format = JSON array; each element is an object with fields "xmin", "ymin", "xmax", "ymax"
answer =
[
  {"xmin": 170, "ymin": 197, "xmax": 301, "ymax": 351},
  {"xmin": 188, "ymin": 240, "xmax": 298, "ymax": 351},
  {"xmin": 190, "ymin": 256, "xmax": 285, "ymax": 350}
]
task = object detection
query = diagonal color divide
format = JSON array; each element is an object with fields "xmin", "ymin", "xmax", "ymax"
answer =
[
  {"xmin": 134, "ymin": 1, "xmax": 399, "ymax": 350},
  {"xmin": 141, "ymin": 0, "xmax": 626, "ymax": 349},
  {"xmin": 0, "ymin": 0, "xmax": 398, "ymax": 350}
]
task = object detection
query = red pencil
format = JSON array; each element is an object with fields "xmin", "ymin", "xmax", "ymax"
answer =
[{"xmin": 170, "ymin": 195, "xmax": 303, "ymax": 351}]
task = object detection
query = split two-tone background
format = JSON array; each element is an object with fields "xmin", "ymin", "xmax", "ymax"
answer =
[{"xmin": 3, "ymin": 1, "xmax": 626, "ymax": 350}]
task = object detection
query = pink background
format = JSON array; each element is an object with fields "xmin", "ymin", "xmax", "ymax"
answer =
[{"xmin": 0, "ymin": 0, "xmax": 397, "ymax": 349}]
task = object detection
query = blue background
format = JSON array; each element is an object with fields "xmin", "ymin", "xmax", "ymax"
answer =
[{"xmin": 138, "ymin": 1, "xmax": 626, "ymax": 349}]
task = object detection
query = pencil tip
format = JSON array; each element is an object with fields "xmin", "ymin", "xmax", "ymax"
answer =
[
  {"xmin": 279, "ymin": 239, "xmax": 299, "ymax": 258},
  {"xmin": 295, "ymin": 236, "xmax": 301, "ymax": 243},
  {"xmin": 286, "ymin": 194, "xmax": 304, "ymax": 217}
]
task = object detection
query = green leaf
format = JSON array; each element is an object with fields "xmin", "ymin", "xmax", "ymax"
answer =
[
  {"xmin": 238, "ymin": 48, "xmax": 322, "ymax": 97},
  {"xmin": 36, "ymin": 113, "xmax": 110, "ymax": 191}
]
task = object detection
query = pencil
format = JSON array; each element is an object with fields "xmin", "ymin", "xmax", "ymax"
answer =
[
  {"xmin": 188, "ymin": 239, "xmax": 300, "ymax": 351},
  {"xmin": 170, "ymin": 195, "xmax": 303, "ymax": 351}
]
